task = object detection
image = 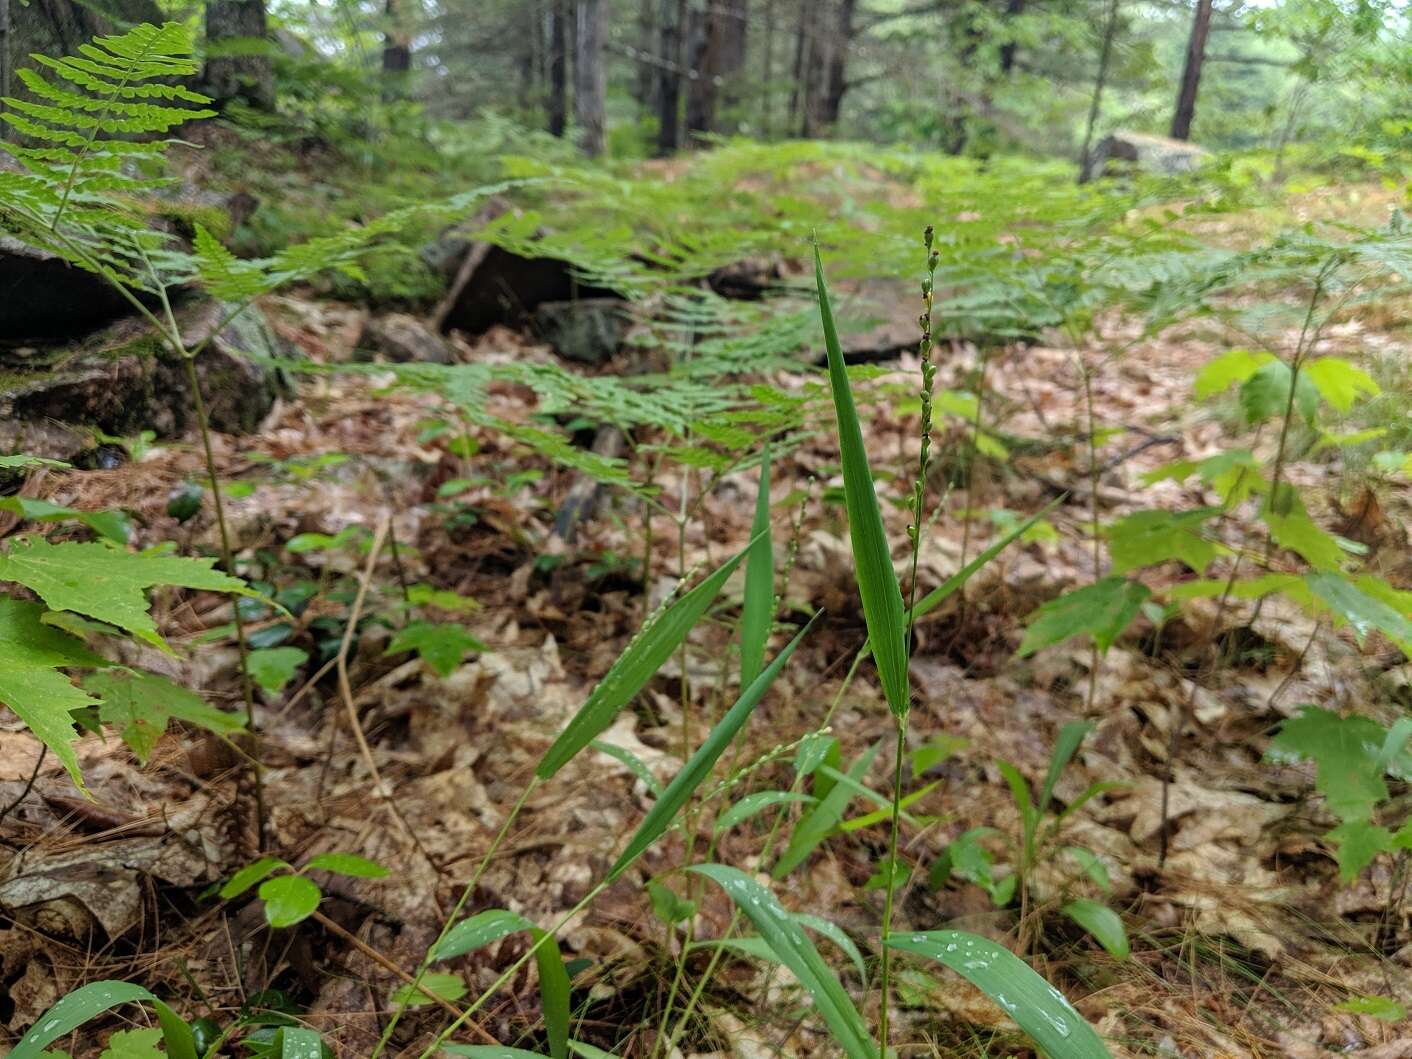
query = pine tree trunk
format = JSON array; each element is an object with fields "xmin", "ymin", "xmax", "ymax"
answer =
[
  {"xmin": 574, "ymin": 0, "xmax": 606, "ymax": 156},
  {"xmin": 761, "ymin": 0, "xmax": 775, "ymax": 136},
  {"xmin": 655, "ymin": 0, "xmax": 684, "ymax": 154},
  {"xmin": 381, "ymin": 0, "xmax": 411, "ymax": 101},
  {"xmin": 634, "ymin": 0, "xmax": 656, "ymax": 112},
  {"xmin": 788, "ymin": 0, "xmax": 809, "ymax": 135},
  {"xmin": 817, "ymin": 0, "xmax": 855, "ymax": 131},
  {"xmin": 548, "ymin": 0, "xmax": 569, "ymax": 137},
  {"xmin": 1170, "ymin": 0, "xmax": 1213, "ymax": 141},
  {"xmin": 204, "ymin": 0, "xmax": 274, "ymax": 111},
  {"xmin": 684, "ymin": 6, "xmax": 709, "ymax": 136}
]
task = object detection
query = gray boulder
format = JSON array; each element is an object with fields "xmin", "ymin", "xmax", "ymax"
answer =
[
  {"xmin": 532, "ymin": 299, "xmax": 627, "ymax": 365},
  {"xmin": 1082, "ymin": 131, "xmax": 1209, "ymax": 183},
  {"xmin": 353, "ymin": 313, "xmax": 454, "ymax": 364},
  {"xmin": 0, "ymin": 299, "xmax": 290, "ymax": 450}
]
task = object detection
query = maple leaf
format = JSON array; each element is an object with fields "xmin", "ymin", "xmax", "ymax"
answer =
[
  {"xmin": 0, "ymin": 537, "xmax": 254, "ymax": 650},
  {"xmin": 83, "ymin": 669, "xmax": 245, "ymax": 763},
  {"xmin": 0, "ymin": 599, "xmax": 107, "ymax": 792}
]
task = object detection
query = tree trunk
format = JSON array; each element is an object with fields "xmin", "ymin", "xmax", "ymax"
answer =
[
  {"xmin": 1077, "ymin": 0, "xmax": 1119, "ymax": 182},
  {"xmin": 761, "ymin": 0, "xmax": 774, "ymax": 136},
  {"xmin": 1, "ymin": 0, "xmax": 11, "ymax": 140},
  {"xmin": 787, "ymin": 0, "xmax": 809, "ymax": 135},
  {"xmin": 574, "ymin": 0, "xmax": 606, "ymax": 156},
  {"xmin": 686, "ymin": 0, "xmax": 748, "ymax": 138},
  {"xmin": 655, "ymin": 0, "xmax": 684, "ymax": 154},
  {"xmin": 684, "ymin": 6, "xmax": 708, "ymax": 136},
  {"xmin": 381, "ymin": 0, "xmax": 411, "ymax": 101},
  {"xmin": 998, "ymin": 0, "xmax": 1026, "ymax": 74},
  {"xmin": 1170, "ymin": 0, "xmax": 1213, "ymax": 141},
  {"xmin": 816, "ymin": 0, "xmax": 855, "ymax": 132},
  {"xmin": 634, "ymin": 0, "xmax": 656, "ymax": 113},
  {"xmin": 548, "ymin": 0, "xmax": 569, "ymax": 137},
  {"xmin": 204, "ymin": 0, "xmax": 274, "ymax": 111}
]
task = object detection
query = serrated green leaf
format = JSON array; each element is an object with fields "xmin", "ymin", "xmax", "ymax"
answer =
[
  {"xmin": 1306, "ymin": 572, "xmax": 1412, "ymax": 654},
  {"xmin": 886, "ymin": 931, "xmax": 1112, "ymax": 1058},
  {"xmin": 0, "ymin": 537, "xmax": 255, "ymax": 650},
  {"xmin": 815, "ymin": 245, "xmax": 909, "ymax": 718},
  {"xmin": 691, "ymin": 864, "xmax": 877, "ymax": 1059},
  {"xmin": 98, "ymin": 1027, "xmax": 164, "ymax": 1059},
  {"xmin": 1303, "ymin": 357, "xmax": 1380, "ymax": 413},
  {"xmin": 0, "ymin": 496, "xmax": 131, "ymax": 544},
  {"xmin": 384, "ymin": 621, "xmax": 485, "ymax": 677},
  {"xmin": 1017, "ymin": 578, "xmax": 1149, "ymax": 657},
  {"xmin": 246, "ymin": 647, "xmax": 310, "ymax": 694},
  {"xmin": 258, "ymin": 874, "xmax": 321, "ymax": 928},
  {"xmin": 1108, "ymin": 509, "xmax": 1221, "ymax": 574},
  {"xmin": 1326, "ymin": 820, "xmax": 1394, "ymax": 881},
  {"xmin": 1267, "ymin": 706, "xmax": 1401, "ymax": 823},
  {"xmin": 0, "ymin": 598, "xmax": 105, "ymax": 793},
  {"xmin": 83, "ymin": 668, "xmax": 244, "ymax": 763},
  {"xmin": 1239, "ymin": 360, "xmax": 1318, "ymax": 425},
  {"xmin": 1194, "ymin": 349, "xmax": 1274, "ymax": 400}
]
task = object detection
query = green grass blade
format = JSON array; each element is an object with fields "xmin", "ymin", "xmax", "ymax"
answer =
[
  {"xmin": 443, "ymin": 1049, "xmax": 553, "ymax": 1059},
  {"xmin": 741, "ymin": 444, "xmax": 774, "ymax": 689},
  {"xmin": 774, "ymin": 741, "xmax": 881, "ymax": 877},
  {"xmin": 690, "ymin": 864, "xmax": 878, "ymax": 1059},
  {"xmin": 536, "ymin": 542, "xmax": 752, "ymax": 779},
  {"xmin": 909, "ymin": 499, "xmax": 1063, "ymax": 625},
  {"xmin": 814, "ymin": 243, "xmax": 909, "ymax": 718},
  {"xmin": 606, "ymin": 612, "xmax": 822, "ymax": 881},
  {"xmin": 431, "ymin": 908, "xmax": 569, "ymax": 1057},
  {"xmin": 530, "ymin": 927, "xmax": 572, "ymax": 1059},
  {"xmin": 1038, "ymin": 721, "xmax": 1093, "ymax": 817},
  {"xmin": 886, "ymin": 931, "xmax": 1112, "ymax": 1058},
  {"xmin": 11, "ymin": 981, "xmax": 156, "ymax": 1059},
  {"xmin": 716, "ymin": 790, "xmax": 816, "ymax": 833}
]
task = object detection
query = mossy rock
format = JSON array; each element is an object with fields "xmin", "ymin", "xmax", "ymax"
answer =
[{"xmin": 0, "ymin": 299, "xmax": 292, "ymax": 450}]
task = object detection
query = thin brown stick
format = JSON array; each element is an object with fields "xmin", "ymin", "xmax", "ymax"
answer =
[
  {"xmin": 0, "ymin": 744, "xmax": 47, "ymax": 828},
  {"xmin": 311, "ymin": 910, "xmax": 497, "ymax": 1042},
  {"xmin": 332, "ymin": 514, "xmax": 443, "ymax": 895}
]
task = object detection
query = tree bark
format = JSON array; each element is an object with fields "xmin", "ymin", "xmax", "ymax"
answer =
[
  {"xmin": 1, "ymin": 0, "xmax": 11, "ymax": 140},
  {"xmin": 634, "ymin": 0, "xmax": 656, "ymax": 113},
  {"xmin": 204, "ymin": 0, "xmax": 274, "ymax": 111},
  {"xmin": 998, "ymin": 0, "xmax": 1026, "ymax": 74},
  {"xmin": 1169, "ymin": 0, "xmax": 1213, "ymax": 141},
  {"xmin": 1077, "ymin": 0, "xmax": 1119, "ymax": 182},
  {"xmin": 788, "ymin": 0, "xmax": 809, "ymax": 135},
  {"xmin": 655, "ymin": 0, "xmax": 684, "ymax": 154},
  {"xmin": 686, "ymin": 0, "xmax": 748, "ymax": 137},
  {"xmin": 816, "ymin": 0, "xmax": 856, "ymax": 132},
  {"xmin": 548, "ymin": 0, "xmax": 569, "ymax": 137},
  {"xmin": 381, "ymin": 0, "xmax": 411, "ymax": 101},
  {"xmin": 574, "ymin": 0, "xmax": 606, "ymax": 156}
]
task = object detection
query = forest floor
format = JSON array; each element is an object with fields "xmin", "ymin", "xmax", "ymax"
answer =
[{"xmin": 3, "ymin": 145, "xmax": 1411, "ymax": 1058}]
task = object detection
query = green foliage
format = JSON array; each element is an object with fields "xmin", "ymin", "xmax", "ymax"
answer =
[
  {"xmin": 246, "ymin": 646, "xmax": 310, "ymax": 694},
  {"xmin": 82, "ymin": 668, "xmax": 244, "ymax": 763},
  {"xmin": 1267, "ymin": 706, "xmax": 1412, "ymax": 879},
  {"xmin": 814, "ymin": 247, "xmax": 909, "ymax": 719},
  {"xmin": 886, "ymin": 932, "xmax": 1112, "ymax": 1058},
  {"xmin": 690, "ymin": 865, "xmax": 877, "ymax": 1059},
  {"xmin": 1018, "ymin": 577, "xmax": 1151, "ymax": 657},
  {"xmin": 385, "ymin": 622, "xmax": 485, "ymax": 678}
]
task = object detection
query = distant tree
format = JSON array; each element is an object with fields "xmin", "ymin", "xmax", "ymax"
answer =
[
  {"xmin": 382, "ymin": 0, "xmax": 412, "ymax": 100},
  {"xmin": 548, "ymin": 0, "xmax": 569, "ymax": 136},
  {"xmin": 686, "ymin": 0, "xmax": 748, "ymax": 137},
  {"xmin": 205, "ymin": 0, "xmax": 275, "ymax": 110},
  {"xmin": 575, "ymin": 0, "xmax": 606, "ymax": 155},
  {"xmin": 1170, "ymin": 0, "xmax": 1214, "ymax": 139},
  {"xmin": 1078, "ymin": 0, "xmax": 1121, "ymax": 180},
  {"xmin": 656, "ymin": 0, "xmax": 686, "ymax": 154},
  {"xmin": 1, "ymin": 0, "xmax": 11, "ymax": 136}
]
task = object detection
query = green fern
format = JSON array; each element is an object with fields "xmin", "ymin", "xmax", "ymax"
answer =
[{"xmin": 0, "ymin": 21, "xmax": 214, "ymax": 286}]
